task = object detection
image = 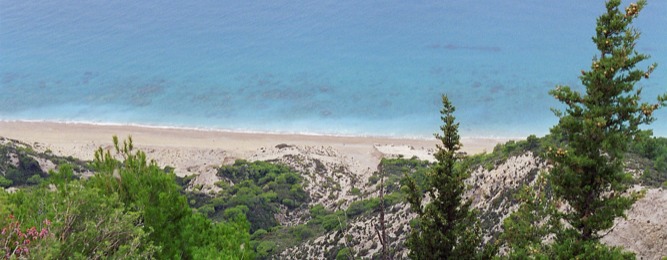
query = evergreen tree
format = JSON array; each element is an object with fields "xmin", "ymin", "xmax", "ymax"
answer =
[
  {"xmin": 500, "ymin": 172, "xmax": 565, "ymax": 259},
  {"xmin": 548, "ymin": 0, "xmax": 666, "ymax": 255},
  {"xmin": 404, "ymin": 95, "xmax": 493, "ymax": 259}
]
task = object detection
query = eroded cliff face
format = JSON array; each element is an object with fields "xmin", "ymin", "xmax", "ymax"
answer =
[
  {"xmin": 261, "ymin": 151, "xmax": 546, "ymax": 259},
  {"xmin": 465, "ymin": 153, "xmax": 547, "ymax": 243},
  {"xmin": 272, "ymin": 150, "xmax": 665, "ymax": 259},
  {"xmin": 602, "ymin": 188, "xmax": 667, "ymax": 260}
]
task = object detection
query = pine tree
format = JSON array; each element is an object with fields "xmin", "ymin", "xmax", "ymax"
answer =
[
  {"xmin": 500, "ymin": 173, "xmax": 560, "ymax": 258},
  {"xmin": 548, "ymin": 0, "xmax": 666, "ymax": 255},
  {"xmin": 404, "ymin": 95, "xmax": 492, "ymax": 259}
]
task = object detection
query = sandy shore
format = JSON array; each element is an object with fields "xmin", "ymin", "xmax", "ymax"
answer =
[{"xmin": 0, "ymin": 121, "xmax": 511, "ymax": 179}]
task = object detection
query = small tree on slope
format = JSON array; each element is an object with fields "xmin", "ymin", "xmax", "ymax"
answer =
[
  {"xmin": 548, "ymin": 0, "xmax": 666, "ymax": 255},
  {"xmin": 404, "ymin": 95, "xmax": 494, "ymax": 259}
]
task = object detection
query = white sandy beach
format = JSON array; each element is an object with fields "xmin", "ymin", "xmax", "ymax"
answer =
[{"xmin": 0, "ymin": 121, "xmax": 510, "ymax": 183}]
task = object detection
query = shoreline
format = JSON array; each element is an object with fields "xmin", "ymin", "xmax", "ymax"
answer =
[
  {"xmin": 0, "ymin": 119, "xmax": 528, "ymax": 140},
  {"xmin": 0, "ymin": 121, "xmax": 513, "ymax": 179},
  {"xmin": 0, "ymin": 120, "xmax": 514, "ymax": 152}
]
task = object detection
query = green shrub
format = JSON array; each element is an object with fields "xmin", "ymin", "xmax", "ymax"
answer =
[
  {"xmin": 256, "ymin": 241, "xmax": 277, "ymax": 258},
  {"xmin": 368, "ymin": 175, "xmax": 380, "ymax": 185},
  {"xmin": 349, "ymin": 200, "xmax": 367, "ymax": 216},
  {"xmin": 336, "ymin": 247, "xmax": 352, "ymax": 260},
  {"xmin": 384, "ymin": 192, "xmax": 403, "ymax": 206},
  {"xmin": 26, "ymin": 174, "xmax": 43, "ymax": 185},
  {"xmin": 282, "ymin": 198, "xmax": 297, "ymax": 208},
  {"xmin": 87, "ymin": 136, "xmax": 253, "ymax": 259},
  {"xmin": 198, "ymin": 204, "xmax": 215, "ymax": 216},
  {"xmin": 656, "ymin": 154, "xmax": 667, "ymax": 172},
  {"xmin": 289, "ymin": 225, "xmax": 316, "ymax": 241},
  {"xmin": 0, "ymin": 176, "xmax": 12, "ymax": 188},
  {"xmin": 0, "ymin": 150, "xmax": 47, "ymax": 186},
  {"xmin": 214, "ymin": 160, "xmax": 310, "ymax": 231},
  {"xmin": 251, "ymin": 229, "xmax": 268, "ymax": 240},
  {"xmin": 320, "ymin": 211, "xmax": 347, "ymax": 232},
  {"xmin": 309, "ymin": 204, "xmax": 330, "ymax": 224}
]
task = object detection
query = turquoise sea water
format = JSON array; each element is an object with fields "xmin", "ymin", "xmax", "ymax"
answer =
[{"xmin": 1, "ymin": 1, "xmax": 666, "ymax": 138}]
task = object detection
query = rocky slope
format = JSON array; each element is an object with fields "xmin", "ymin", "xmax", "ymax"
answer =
[
  {"xmin": 2, "ymin": 137, "xmax": 665, "ymax": 259},
  {"xmin": 223, "ymin": 144, "xmax": 666, "ymax": 259},
  {"xmin": 274, "ymin": 150, "xmax": 665, "ymax": 259}
]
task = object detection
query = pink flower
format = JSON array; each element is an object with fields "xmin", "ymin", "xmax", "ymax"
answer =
[
  {"xmin": 43, "ymin": 219, "xmax": 51, "ymax": 226},
  {"xmin": 26, "ymin": 227, "xmax": 38, "ymax": 238},
  {"xmin": 39, "ymin": 228, "xmax": 49, "ymax": 238}
]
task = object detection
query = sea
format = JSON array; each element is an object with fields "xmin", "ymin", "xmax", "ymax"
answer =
[{"xmin": 1, "ymin": 1, "xmax": 666, "ymax": 138}]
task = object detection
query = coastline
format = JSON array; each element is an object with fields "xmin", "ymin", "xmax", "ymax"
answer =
[{"xmin": 0, "ymin": 120, "xmax": 512, "ymax": 179}]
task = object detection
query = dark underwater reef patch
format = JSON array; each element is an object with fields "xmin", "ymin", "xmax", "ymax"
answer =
[{"xmin": 427, "ymin": 43, "xmax": 501, "ymax": 52}]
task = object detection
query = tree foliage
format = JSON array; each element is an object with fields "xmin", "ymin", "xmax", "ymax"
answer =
[
  {"xmin": 3, "ymin": 165, "xmax": 155, "ymax": 259},
  {"xmin": 507, "ymin": 0, "xmax": 667, "ymax": 257},
  {"xmin": 213, "ymin": 160, "xmax": 309, "ymax": 232},
  {"xmin": 500, "ymin": 173, "xmax": 560, "ymax": 259},
  {"xmin": 86, "ymin": 136, "xmax": 253, "ymax": 259},
  {"xmin": 1, "ymin": 137, "xmax": 254, "ymax": 259},
  {"xmin": 404, "ymin": 95, "xmax": 494, "ymax": 259}
]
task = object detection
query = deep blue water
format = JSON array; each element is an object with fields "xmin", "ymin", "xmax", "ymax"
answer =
[{"xmin": 1, "ymin": 1, "xmax": 666, "ymax": 138}]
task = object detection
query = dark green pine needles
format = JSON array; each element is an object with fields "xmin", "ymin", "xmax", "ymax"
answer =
[
  {"xmin": 404, "ymin": 95, "xmax": 494, "ymax": 259},
  {"xmin": 546, "ymin": 0, "xmax": 666, "ymax": 257}
]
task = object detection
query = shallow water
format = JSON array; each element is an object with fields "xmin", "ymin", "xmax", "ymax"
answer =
[{"xmin": 1, "ymin": 1, "xmax": 666, "ymax": 138}]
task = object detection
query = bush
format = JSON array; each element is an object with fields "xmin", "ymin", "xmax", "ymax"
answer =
[
  {"xmin": 251, "ymin": 229, "xmax": 268, "ymax": 240},
  {"xmin": 336, "ymin": 247, "xmax": 352, "ymax": 260},
  {"xmin": 289, "ymin": 225, "xmax": 316, "ymax": 241},
  {"xmin": 87, "ymin": 136, "xmax": 253, "ymax": 259},
  {"xmin": 214, "ymin": 160, "xmax": 310, "ymax": 231},
  {"xmin": 0, "ymin": 150, "xmax": 46, "ymax": 186},
  {"xmin": 256, "ymin": 241, "xmax": 277, "ymax": 258},
  {"xmin": 282, "ymin": 198, "xmax": 298, "ymax": 208},
  {"xmin": 368, "ymin": 174, "xmax": 380, "ymax": 185},
  {"xmin": 26, "ymin": 175, "xmax": 43, "ymax": 185},
  {"xmin": 0, "ymin": 215, "xmax": 54, "ymax": 259},
  {"xmin": 7, "ymin": 168, "xmax": 155, "ymax": 259},
  {"xmin": 320, "ymin": 211, "xmax": 347, "ymax": 232},
  {"xmin": 197, "ymin": 204, "xmax": 215, "ymax": 216},
  {"xmin": 384, "ymin": 192, "xmax": 403, "ymax": 206},
  {"xmin": 346, "ymin": 200, "xmax": 366, "ymax": 217},
  {"xmin": 309, "ymin": 204, "xmax": 329, "ymax": 223},
  {"xmin": 0, "ymin": 176, "xmax": 12, "ymax": 188},
  {"xmin": 656, "ymin": 154, "xmax": 667, "ymax": 172}
]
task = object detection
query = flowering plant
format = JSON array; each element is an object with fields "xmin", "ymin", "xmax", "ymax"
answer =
[{"xmin": 0, "ymin": 215, "xmax": 51, "ymax": 259}]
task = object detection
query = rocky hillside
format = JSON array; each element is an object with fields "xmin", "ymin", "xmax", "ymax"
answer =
[
  {"xmin": 273, "ymin": 137, "xmax": 666, "ymax": 259},
  {"xmin": 2, "ymin": 135, "xmax": 666, "ymax": 259},
  {"xmin": 279, "ymin": 152, "xmax": 549, "ymax": 259},
  {"xmin": 187, "ymin": 136, "xmax": 667, "ymax": 259},
  {"xmin": 0, "ymin": 137, "xmax": 90, "ymax": 189}
]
